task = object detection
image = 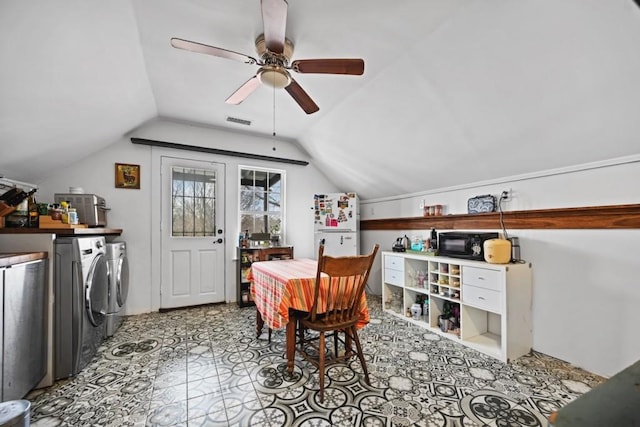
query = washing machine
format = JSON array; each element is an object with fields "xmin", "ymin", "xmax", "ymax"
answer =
[
  {"xmin": 54, "ymin": 236, "xmax": 108, "ymax": 380},
  {"xmin": 105, "ymin": 242, "xmax": 129, "ymax": 337}
]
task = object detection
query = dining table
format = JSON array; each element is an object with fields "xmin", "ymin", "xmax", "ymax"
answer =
[{"xmin": 249, "ymin": 257, "xmax": 370, "ymax": 373}]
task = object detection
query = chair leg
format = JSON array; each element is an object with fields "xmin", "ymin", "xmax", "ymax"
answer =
[
  {"xmin": 319, "ymin": 331, "xmax": 325, "ymax": 403},
  {"xmin": 268, "ymin": 328, "xmax": 272, "ymax": 343},
  {"xmin": 333, "ymin": 331, "xmax": 339, "ymax": 357},
  {"xmin": 351, "ymin": 326, "xmax": 370, "ymax": 386},
  {"xmin": 344, "ymin": 329, "xmax": 353, "ymax": 358},
  {"xmin": 298, "ymin": 321, "xmax": 305, "ymax": 347}
]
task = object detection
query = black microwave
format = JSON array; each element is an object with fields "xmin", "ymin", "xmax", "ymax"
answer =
[{"xmin": 438, "ymin": 232, "xmax": 499, "ymax": 260}]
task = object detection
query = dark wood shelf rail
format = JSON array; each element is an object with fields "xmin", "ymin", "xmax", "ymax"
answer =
[{"xmin": 360, "ymin": 203, "xmax": 640, "ymax": 230}]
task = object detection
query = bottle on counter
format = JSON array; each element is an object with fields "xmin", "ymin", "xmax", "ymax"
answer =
[
  {"xmin": 60, "ymin": 201, "xmax": 69, "ymax": 224},
  {"xmin": 430, "ymin": 228, "xmax": 438, "ymax": 250},
  {"xmin": 68, "ymin": 208, "xmax": 78, "ymax": 225},
  {"xmin": 28, "ymin": 193, "xmax": 39, "ymax": 228}
]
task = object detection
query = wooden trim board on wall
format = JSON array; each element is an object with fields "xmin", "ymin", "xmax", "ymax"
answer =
[
  {"xmin": 130, "ymin": 138, "xmax": 309, "ymax": 166},
  {"xmin": 360, "ymin": 204, "xmax": 640, "ymax": 230}
]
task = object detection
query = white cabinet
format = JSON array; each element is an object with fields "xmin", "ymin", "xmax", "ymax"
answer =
[
  {"xmin": 383, "ymin": 255, "xmax": 404, "ymax": 286},
  {"xmin": 381, "ymin": 251, "xmax": 532, "ymax": 362}
]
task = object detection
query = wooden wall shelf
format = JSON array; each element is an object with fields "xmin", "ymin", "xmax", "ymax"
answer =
[{"xmin": 360, "ymin": 204, "xmax": 640, "ymax": 230}]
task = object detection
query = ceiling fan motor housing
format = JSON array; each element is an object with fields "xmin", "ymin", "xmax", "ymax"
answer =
[
  {"xmin": 255, "ymin": 34, "xmax": 294, "ymax": 88},
  {"xmin": 255, "ymin": 34, "xmax": 294, "ymax": 63}
]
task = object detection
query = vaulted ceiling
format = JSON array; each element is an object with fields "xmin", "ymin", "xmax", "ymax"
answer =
[{"xmin": 2, "ymin": 0, "xmax": 640, "ymax": 199}]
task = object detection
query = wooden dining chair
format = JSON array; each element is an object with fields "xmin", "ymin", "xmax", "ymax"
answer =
[{"xmin": 294, "ymin": 243, "xmax": 379, "ymax": 402}]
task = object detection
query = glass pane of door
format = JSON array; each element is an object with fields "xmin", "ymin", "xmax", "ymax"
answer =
[{"xmin": 171, "ymin": 167, "xmax": 217, "ymax": 237}]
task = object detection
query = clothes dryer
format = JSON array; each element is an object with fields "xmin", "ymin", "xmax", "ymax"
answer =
[
  {"xmin": 105, "ymin": 242, "xmax": 129, "ymax": 337},
  {"xmin": 54, "ymin": 236, "xmax": 108, "ymax": 379}
]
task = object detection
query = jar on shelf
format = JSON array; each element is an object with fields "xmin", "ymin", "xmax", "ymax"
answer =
[
  {"xmin": 416, "ymin": 270, "xmax": 426, "ymax": 288},
  {"xmin": 49, "ymin": 204, "xmax": 62, "ymax": 220},
  {"xmin": 411, "ymin": 237, "xmax": 423, "ymax": 251},
  {"xmin": 410, "ymin": 304, "xmax": 422, "ymax": 320},
  {"xmin": 68, "ymin": 208, "xmax": 78, "ymax": 225}
]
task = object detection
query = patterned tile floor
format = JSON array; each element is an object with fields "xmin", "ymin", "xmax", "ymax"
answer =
[{"xmin": 27, "ymin": 296, "xmax": 604, "ymax": 426}]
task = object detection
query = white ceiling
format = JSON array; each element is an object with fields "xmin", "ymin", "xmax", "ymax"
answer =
[{"xmin": 2, "ymin": 0, "xmax": 640, "ymax": 199}]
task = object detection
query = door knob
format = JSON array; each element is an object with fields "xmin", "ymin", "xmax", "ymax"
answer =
[{"xmin": 214, "ymin": 238, "xmax": 223, "ymax": 244}]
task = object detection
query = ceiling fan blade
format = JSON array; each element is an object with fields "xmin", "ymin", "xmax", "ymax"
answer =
[
  {"xmin": 225, "ymin": 75, "xmax": 261, "ymax": 105},
  {"xmin": 285, "ymin": 79, "xmax": 319, "ymax": 114},
  {"xmin": 171, "ymin": 38, "xmax": 258, "ymax": 64},
  {"xmin": 291, "ymin": 59, "xmax": 365, "ymax": 75},
  {"xmin": 261, "ymin": 0, "xmax": 288, "ymax": 54}
]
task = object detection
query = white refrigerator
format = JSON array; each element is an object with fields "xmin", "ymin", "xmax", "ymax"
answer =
[{"xmin": 313, "ymin": 193, "xmax": 359, "ymax": 257}]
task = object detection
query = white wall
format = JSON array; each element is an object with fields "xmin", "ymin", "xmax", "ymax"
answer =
[
  {"xmin": 36, "ymin": 119, "xmax": 339, "ymax": 315},
  {"xmin": 360, "ymin": 156, "xmax": 640, "ymax": 378}
]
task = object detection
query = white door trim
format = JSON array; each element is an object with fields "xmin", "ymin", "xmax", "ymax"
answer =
[{"xmin": 150, "ymin": 148, "xmax": 228, "ymax": 311}]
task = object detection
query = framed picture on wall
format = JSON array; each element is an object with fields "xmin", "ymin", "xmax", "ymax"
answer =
[{"xmin": 115, "ymin": 163, "xmax": 140, "ymax": 189}]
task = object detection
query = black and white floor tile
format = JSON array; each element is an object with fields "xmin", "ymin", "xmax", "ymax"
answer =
[{"xmin": 27, "ymin": 297, "xmax": 604, "ymax": 426}]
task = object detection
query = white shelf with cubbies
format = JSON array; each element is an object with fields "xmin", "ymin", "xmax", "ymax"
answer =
[{"xmin": 381, "ymin": 251, "xmax": 532, "ymax": 362}]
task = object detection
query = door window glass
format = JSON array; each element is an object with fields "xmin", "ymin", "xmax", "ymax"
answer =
[{"xmin": 172, "ymin": 167, "xmax": 217, "ymax": 236}]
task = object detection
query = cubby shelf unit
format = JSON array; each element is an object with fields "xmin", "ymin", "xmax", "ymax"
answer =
[{"xmin": 382, "ymin": 251, "xmax": 532, "ymax": 362}]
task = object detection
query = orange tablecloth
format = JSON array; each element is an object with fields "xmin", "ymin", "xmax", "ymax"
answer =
[{"xmin": 249, "ymin": 258, "xmax": 370, "ymax": 330}]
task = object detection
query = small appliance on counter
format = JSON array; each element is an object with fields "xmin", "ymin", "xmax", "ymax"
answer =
[
  {"xmin": 438, "ymin": 231, "xmax": 499, "ymax": 260},
  {"xmin": 54, "ymin": 193, "xmax": 109, "ymax": 227},
  {"xmin": 483, "ymin": 238, "xmax": 512, "ymax": 264},
  {"xmin": 392, "ymin": 235, "xmax": 410, "ymax": 252}
]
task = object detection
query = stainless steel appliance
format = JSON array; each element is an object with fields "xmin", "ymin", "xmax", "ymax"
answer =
[
  {"xmin": 1, "ymin": 258, "xmax": 47, "ymax": 400},
  {"xmin": 105, "ymin": 242, "xmax": 129, "ymax": 337},
  {"xmin": 438, "ymin": 231, "xmax": 499, "ymax": 260},
  {"xmin": 54, "ymin": 237, "xmax": 108, "ymax": 379},
  {"xmin": 54, "ymin": 194, "xmax": 109, "ymax": 227}
]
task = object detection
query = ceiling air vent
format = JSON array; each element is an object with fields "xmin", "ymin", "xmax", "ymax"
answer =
[{"xmin": 226, "ymin": 116, "xmax": 252, "ymax": 126}]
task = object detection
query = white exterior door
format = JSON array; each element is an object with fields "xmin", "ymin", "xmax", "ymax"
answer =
[{"xmin": 161, "ymin": 157, "xmax": 225, "ymax": 308}]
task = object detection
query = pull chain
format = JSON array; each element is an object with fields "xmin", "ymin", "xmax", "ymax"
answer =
[{"xmin": 272, "ymin": 84, "xmax": 277, "ymax": 150}]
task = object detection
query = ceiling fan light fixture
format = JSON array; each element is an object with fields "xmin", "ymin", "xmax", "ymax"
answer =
[{"xmin": 258, "ymin": 67, "xmax": 291, "ymax": 88}]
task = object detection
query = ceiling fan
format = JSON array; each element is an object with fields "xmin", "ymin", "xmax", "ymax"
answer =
[{"xmin": 170, "ymin": 0, "xmax": 364, "ymax": 114}]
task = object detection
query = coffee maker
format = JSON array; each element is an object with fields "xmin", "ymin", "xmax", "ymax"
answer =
[{"xmin": 392, "ymin": 235, "xmax": 410, "ymax": 252}]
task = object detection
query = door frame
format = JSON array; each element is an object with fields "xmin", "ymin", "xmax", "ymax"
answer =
[{"xmin": 150, "ymin": 148, "xmax": 228, "ymax": 311}]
